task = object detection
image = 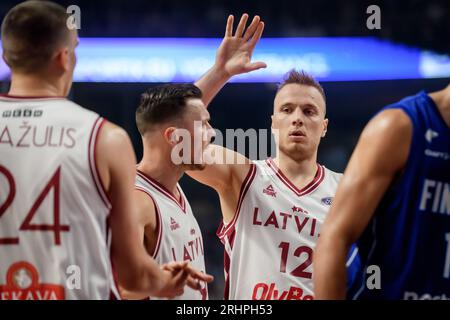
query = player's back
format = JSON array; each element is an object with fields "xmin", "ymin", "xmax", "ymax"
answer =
[
  {"xmin": 349, "ymin": 91, "xmax": 450, "ymax": 300},
  {"xmin": 0, "ymin": 95, "xmax": 117, "ymax": 300}
]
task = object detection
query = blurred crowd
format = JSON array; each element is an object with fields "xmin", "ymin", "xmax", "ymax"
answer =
[{"xmin": 1, "ymin": 0, "xmax": 447, "ymax": 53}]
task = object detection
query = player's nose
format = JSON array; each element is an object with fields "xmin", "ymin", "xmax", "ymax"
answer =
[{"xmin": 291, "ymin": 108, "xmax": 304, "ymax": 126}]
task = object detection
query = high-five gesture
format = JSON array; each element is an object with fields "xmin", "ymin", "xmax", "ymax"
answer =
[
  {"xmin": 195, "ymin": 13, "xmax": 267, "ymax": 106},
  {"xmin": 217, "ymin": 14, "xmax": 267, "ymax": 77}
]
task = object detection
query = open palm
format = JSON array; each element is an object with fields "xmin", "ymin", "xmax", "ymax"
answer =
[{"xmin": 215, "ymin": 14, "xmax": 267, "ymax": 77}]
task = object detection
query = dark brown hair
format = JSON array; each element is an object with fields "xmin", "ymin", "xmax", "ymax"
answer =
[
  {"xmin": 1, "ymin": 0, "xmax": 71, "ymax": 73},
  {"xmin": 136, "ymin": 84, "xmax": 203, "ymax": 135}
]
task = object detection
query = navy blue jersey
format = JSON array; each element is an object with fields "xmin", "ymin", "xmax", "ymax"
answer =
[{"xmin": 349, "ymin": 91, "xmax": 450, "ymax": 300}]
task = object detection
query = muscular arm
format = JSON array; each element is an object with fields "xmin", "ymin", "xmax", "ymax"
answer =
[
  {"xmin": 97, "ymin": 122, "xmax": 213, "ymax": 298},
  {"xmin": 119, "ymin": 190, "xmax": 158, "ymax": 299},
  {"xmin": 313, "ymin": 109, "xmax": 412, "ymax": 299},
  {"xmin": 187, "ymin": 14, "xmax": 265, "ymax": 221},
  {"xmin": 187, "ymin": 145, "xmax": 251, "ymax": 222},
  {"xmin": 96, "ymin": 121, "xmax": 170, "ymax": 297}
]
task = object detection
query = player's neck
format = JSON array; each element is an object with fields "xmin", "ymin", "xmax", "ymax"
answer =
[
  {"xmin": 138, "ymin": 149, "xmax": 184, "ymax": 198},
  {"xmin": 429, "ymin": 85, "xmax": 450, "ymax": 128},
  {"xmin": 8, "ymin": 73, "xmax": 65, "ymax": 97},
  {"xmin": 273, "ymin": 152, "xmax": 318, "ymax": 187}
]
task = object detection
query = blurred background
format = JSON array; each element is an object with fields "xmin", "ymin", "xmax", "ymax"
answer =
[{"xmin": 0, "ymin": 0, "xmax": 449, "ymax": 299}]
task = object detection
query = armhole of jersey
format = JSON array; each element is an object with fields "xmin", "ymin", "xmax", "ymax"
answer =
[
  {"xmin": 135, "ymin": 187, "xmax": 163, "ymax": 259},
  {"xmin": 88, "ymin": 116, "xmax": 112, "ymax": 210},
  {"xmin": 217, "ymin": 163, "xmax": 257, "ymax": 241}
]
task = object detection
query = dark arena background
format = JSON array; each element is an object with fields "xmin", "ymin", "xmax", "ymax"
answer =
[{"xmin": 0, "ymin": 0, "xmax": 449, "ymax": 301}]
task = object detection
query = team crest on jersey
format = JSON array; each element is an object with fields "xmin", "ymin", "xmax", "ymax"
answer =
[
  {"xmin": 263, "ymin": 185, "xmax": 277, "ymax": 197},
  {"xmin": 0, "ymin": 261, "xmax": 65, "ymax": 300},
  {"xmin": 321, "ymin": 197, "xmax": 333, "ymax": 206},
  {"xmin": 170, "ymin": 217, "xmax": 180, "ymax": 231}
]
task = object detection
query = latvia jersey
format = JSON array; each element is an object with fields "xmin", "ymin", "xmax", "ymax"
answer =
[
  {"xmin": 0, "ymin": 95, "xmax": 118, "ymax": 300},
  {"xmin": 218, "ymin": 158, "xmax": 358, "ymax": 300},
  {"xmin": 135, "ymin": 170, "xmax": 208, "ymax": 300},
  {"xmin": 349, "ymin": 91, "xmax": 450, "ymax": 299}
]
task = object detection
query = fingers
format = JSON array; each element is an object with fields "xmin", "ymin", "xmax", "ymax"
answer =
[
  {"xmin": 162, "ymin": 260, "xmax": 188, "ymax": 272},
  {"xmin": 186, "ymin": 277, "xmax": 202, "ymax": 291},
  {"xmin": 242, "ymin": 15, "xmax": 261, "ymax": 42},
  {"xmin": 184, "ymin": 264, "xmax": 214, "ymax": 283},
  {"xmin": 225, "ymin": 14, "xmax": 234, "ymax": 37},
  {"xmin": 234, "ymin": 13, "xmax": 249, "ymax": 38},
  {"xmin": 248, "ymin": 21, "xmax": 265, "ymax": 51}
]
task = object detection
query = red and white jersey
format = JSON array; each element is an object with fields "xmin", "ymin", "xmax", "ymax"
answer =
[
  {"xmin": 217, "ymin": 158, "xmax": 342, "ymax": 300},
  {"xmin": 135, "ymin": 170, "xmax": 208, "ymax": 300},
  {"xmin": 0, "ymin": 95, "xmax": 118, "ymax": 300}
]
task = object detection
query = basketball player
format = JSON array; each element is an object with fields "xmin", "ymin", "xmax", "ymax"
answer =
[
  {"xmin": 0, "ymin": 1, "xmax": 211, "ymax": 300},
  {"xmin": 188, "ymin": 14, "xmax": 359, "ymax": 300},
  {"xmin": 314, "ymin": 86, "xmax": 450, "ymax": 299},
  {"xmin": 120, "ymin": 84, "xmax": 216, "ymax": 300}
]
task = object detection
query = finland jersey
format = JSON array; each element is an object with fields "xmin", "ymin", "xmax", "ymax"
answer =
[
  {"xmin": 349, "ymin": 91, "xmax": 450, "ymax": 300},
  {"xmin": 217, "ymin": 158, "xmax": 358, "ymax": 300},
  {"xmin": 0, "ymin": 95, "xmax": 118, "ymax": 300},
  {"xmin": 135, "ymin": 170, "xmax": 208, "ymax": 300}
]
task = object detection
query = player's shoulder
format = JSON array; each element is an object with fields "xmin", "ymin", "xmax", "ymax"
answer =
[
  {"xmin": 45, "ymin": 99, "xmax": 105, "ymax": 128},
  {"xmin": 134, "ymin": 187, "xmax": 157, "ymax": 222},
  {"xmin": 321, "ymin": 165, "xmax": 343, "ymax": 183},
  {"xmin": 367, "ymin": 109, "xmax": 412, "ymax": 140}
]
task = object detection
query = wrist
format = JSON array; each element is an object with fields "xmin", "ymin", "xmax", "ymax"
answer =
[{"xmin": 211, "ymin": 63, "xmax": 233, "ymax": 80}]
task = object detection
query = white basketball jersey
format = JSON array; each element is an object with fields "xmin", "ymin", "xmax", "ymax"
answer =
[
  {"xmin": 218, "ymin": 158, "xmax": 342, "ymax": 300},
  {"xmin": 135, "ymin": 170, "xmax": 208, "ymax": 300},
  {"xmin": 0, "ymin": 95, "xmax": 118, "ymax": 300}
]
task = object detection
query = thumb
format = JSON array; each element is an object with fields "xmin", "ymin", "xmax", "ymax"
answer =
[{"xmin": 245, "ymin": 61, "xmax": 267, "ymax": 72}]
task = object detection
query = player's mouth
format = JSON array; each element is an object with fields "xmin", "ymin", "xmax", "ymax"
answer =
[{"xmin": 288, "ymin": 129, "xmax": 306, "ymax": 142}]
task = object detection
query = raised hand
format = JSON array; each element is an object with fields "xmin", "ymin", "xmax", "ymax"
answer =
[{"xmin": 215, "ymin": 14, "xmax": 267, "ymax": 77}]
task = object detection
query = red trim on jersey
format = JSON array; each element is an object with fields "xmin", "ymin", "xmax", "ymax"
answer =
[
  {"xmin": 217, "ymin": 165, "xmax": 256, "ymax": 300},
  {"xmin": 88, "ymin": 117, "xmax": 112, "ymax": 209},
  {"xmin": 222, "ymin": 227, "xmax": 237, "ymax": 300},
  {"xmin": 266, "ymin": 158, "xmax": 325, "ymax": 197},
  {"xmin": 136, "ymin": 170, "xmax": 186, "ymax": 213},
  {"xmin": 105, "ymin": 210, "xmax": 120, "ymax": 300},
  {"xmin": 135, "ymin": 187, "xmax": 163, "ymax": 259},
  {"xmin": 217, "ymin": 164, "xmax": 256, "ymax": 241},
  {"xmin": 0, "ymin": 94, "xmax": 66, "ymax": 100},
  {"xmin": 223, "ymin": 247, "xmax": 231, "ymax": 300}
]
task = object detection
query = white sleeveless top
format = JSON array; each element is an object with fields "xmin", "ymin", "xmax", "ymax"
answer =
[
  {"xmin": 135, "ymin": 170, "xmax": 208, "ymax": 300},
  {"xmin": 0, "ymin": 95, "xmax": 118, "ymax": 300},
  {"xmin": 217, "ymin": 159, "xmax": 342, "ymax": 300}
]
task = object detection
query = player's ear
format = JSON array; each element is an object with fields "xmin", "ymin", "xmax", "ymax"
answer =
[
  {"xmin": 54, "ymin": 47, "xmax": 70, "ymax": 72},
  {"xmin": 164, "ymin": 127, "xmax": 179, "ymax": 146},
  {"xmin": 321, "ymin": 118, "xmax": 329, "ymax": 138}
]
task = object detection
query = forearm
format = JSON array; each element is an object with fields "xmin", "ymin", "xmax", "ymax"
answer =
[
  {"xmin": 195, "ymin": 64, "xmax": 231, "ymax": 107},
  {"xmin": 115, "ymin": 248, "xmax": 166, "ymax": 297},
  {"xmin": 314, "ymin": 230, "xmax": 349, "ymax": 299}
]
